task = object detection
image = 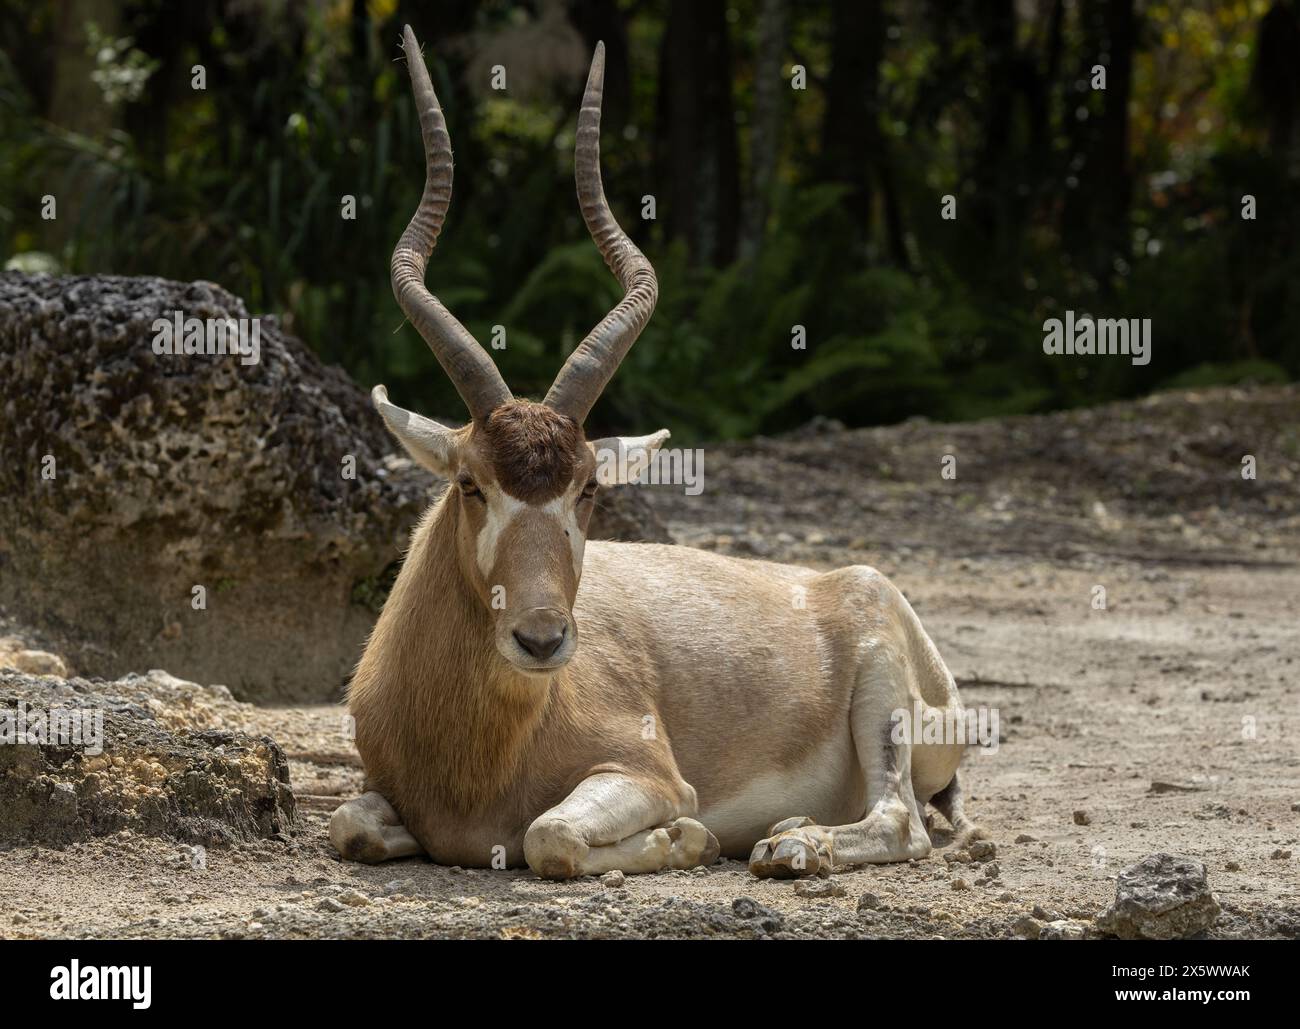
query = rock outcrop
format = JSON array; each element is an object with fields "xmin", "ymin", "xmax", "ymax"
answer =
[
  {"xmin": 0, "ymin": 668, "xmax": 295, "ymax": 847},
  {"xmin": 590, "ymin": 485, "xmax": 672, "ymax": 544},
  {"xmin": 0, "ymin": 273, "xmax": 669, "ymax": 700}
]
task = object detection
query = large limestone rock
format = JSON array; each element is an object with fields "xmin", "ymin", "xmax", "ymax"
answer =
[
  {"xmin": 0, "ymin": 668, "xmax": 295, "ymax": 847},
  {"xmin": 590, "ymin": 485, "xmax": 672, "ymax": 544},
  {"xmin": 0, "ymin": 273, "xmax": 668, "ymax": 700}
]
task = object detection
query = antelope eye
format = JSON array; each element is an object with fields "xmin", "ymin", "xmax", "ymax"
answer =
[
  {"xmin": 457, "ymin": 475, "xmax": 483, "ymax": 500},
  {"xmin": 580, "ymin": 479, "xmax": 598, "ymax": 500}
]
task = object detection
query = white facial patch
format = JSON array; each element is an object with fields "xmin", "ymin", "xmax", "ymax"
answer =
[
  {"xmin": 476, "ymin": 489, "xmax": 525, "ymax": 577},
  {"xmin": 531, "ymin": 494, "xmax": 586, "ymax": 578},
  {"xmin": 474, "ymin": 488, "xmax": 586, "ymax": 578},
  {"xmin": 547, "ymin": 495, "xmax": 586, "ymax": 577}
]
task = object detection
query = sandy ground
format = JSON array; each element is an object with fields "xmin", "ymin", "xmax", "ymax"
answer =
[{"xmin": 2, "ymin": 387, "xmax": 1297, "ymax": 938}]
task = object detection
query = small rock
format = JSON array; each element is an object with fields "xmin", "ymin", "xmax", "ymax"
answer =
[
  {"xmin": 1225, "ymin": 861, "xmax": 1240, "ymax": 872},
  {"xmin": 969, "ymin": 839, "xmax": 997, "ymax": 862},
  {"xmin": 1032, "ymin": 903, "xmax": 1064, "ymax": 922},
  {"xmin": 316, "ymin": 897, "xmax": 345, "ymax": 913},
  {"xmin": 338, "ymin": 887, "xmax": 371, "ymax": 907},
  {"xmin": 1039, "ymin": 919, "xmax": 1087, "ymax": 941},
  {"xmin": 794, "ymin": 879, "xmax": 845, "ymax": 899},
  {"xmin": 943, "ymin": 848, "xmax": 972, "ymax": 864},
  {"xmin": 1014, "ymin": 834, "xmax": 1037, "ymax": 844},
  {"xmin": 382, "ymin": 879, "xmax": 415, "ymax": 896},
  {"xmin": 731, "ymin": 897, "xmax": 764, "ymax": 919},
  {"xmin": 1271, "ymin": 849, "xmax": 1292, "ymax": 860},
  {"xmin": 1072, "ymin": 810, "xmax": 1091, "ymax": 826},
  {"xmin": 950, "ymin": 877, "xmax": 969, "ymax": 891},
  {"xmin": 857, "ymin": 893, "xmax": 883, "ymax": 912},
  {"xmin": 601, "ymin": 870, "xmax": 626, "ymax": 889},
  {"xmin": 1149, "ymin": 781, "xmax": 1207, "ymax": 795},
  {"xmin": 1095, "ymin": 852, "xmax": 1220, "ymax": 940},
  {"xmin": 6, "ymin": 650, "xmax": 68, "ymax": 677},
  {"xmin": 1011, "ymin": 914, "xmax": 1041, "ymax": 939},
  {"xmin": 730, "ymin": 896, "xmax": 784, "ymax": 933}
]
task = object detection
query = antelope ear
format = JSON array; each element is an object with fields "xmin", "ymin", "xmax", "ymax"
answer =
[
  {"xmin": 372, "ymin": 385, "xmax": 459, "ymax": 477},
  {"xmin": 588, "ymin": 429, "xmax": 670, "ymax": 486}
]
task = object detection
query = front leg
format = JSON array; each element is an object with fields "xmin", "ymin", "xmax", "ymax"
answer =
[
  {"xmin": 524, "ymin": 771, "xmax": 719, "ymax": 879},
  {"xmin": 330, "ymin": 790, "xmax": 424, "ymax": 864}
]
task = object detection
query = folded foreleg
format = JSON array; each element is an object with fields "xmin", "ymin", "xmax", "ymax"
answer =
[{"xmin": 524, "ymin": 771, "xmax": 719, "ymax": 879}]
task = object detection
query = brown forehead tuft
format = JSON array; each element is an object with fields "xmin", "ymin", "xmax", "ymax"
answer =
[{"xmin": 481, "ymin": 400, "xmax": 583, "ymax": 501}]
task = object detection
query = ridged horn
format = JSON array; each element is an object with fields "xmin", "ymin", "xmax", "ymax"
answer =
[
  {"xmin": 391, "ymin": 24, "xmax": 511, "ymax": 422},
  {"xmin": 544, "ymin": 41, "xmax": 658, "ymax": 424}
]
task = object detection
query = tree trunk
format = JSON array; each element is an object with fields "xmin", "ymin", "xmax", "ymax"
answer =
[
  {"xmin": 1096, "ymin": 0, "xmax": 1135, "ymax": 237},
  {"xmin": 969, "ymin": 0, "xmax": 1019, "ymax": 274},
  {"xmin": 47, "ymin": 0, "xmax": 120, "ymax": 253},
  {"xmin": 739, "ymin": 0, "xmax": 788, "ymax": 261},
  {"xmin": 655, "ymin": 0, "xmax": 741, "ymax": 266},
  {"xmin": 817, "ymin": 0, "xmax": 880, "ymax": 246},
  {"xmin": 1062, "ymin": 0, "xmax": 1136, "ymax": 277},
  {"xmin": 1249, "ymin": 1, "xmax": 1300, "ymax": 158}
]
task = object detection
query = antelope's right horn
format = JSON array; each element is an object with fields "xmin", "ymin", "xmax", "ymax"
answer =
[{"xmin": 391, "ymin": 24, "xmax": 512, "ymax": 423}]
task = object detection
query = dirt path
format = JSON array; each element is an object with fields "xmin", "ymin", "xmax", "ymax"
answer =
[{"xmin": 2, "ymin": 387, "xmax": 1297, "ymax": 938}]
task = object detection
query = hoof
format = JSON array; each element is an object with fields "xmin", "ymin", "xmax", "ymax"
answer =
[
  {"xmin": 748, "ymin": 825, "xmax": 833, "ymax": 879},
  {"xmin": 668, "ymin": 817, "xmax": 721, "ymax": 869},
  {"xmin": 524, "ymin": 817, "xmax": 589, "ymax": 879}
]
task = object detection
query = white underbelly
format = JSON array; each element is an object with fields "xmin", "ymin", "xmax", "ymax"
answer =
[{"xmin": 696, "ymin": 731, "xmax": 864, "ymax": 856}]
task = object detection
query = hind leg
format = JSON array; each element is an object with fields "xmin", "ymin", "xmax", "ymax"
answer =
[
  {"xmin": 928, "ymin": 772, "xmax": 986, "ymax": 848},
  {"xmin": 750, "ymin": 568, "xmax": 948, "ymax": 879},
  {"xmin": 750, "ymin": 666, "xmax": 933, "ymax": 877},
  {"xmin": 330, "ymin": 791, "xmax": 423, "ymax": 863},
  {"xmin": 748, "ymin": 731, "xmax": 930, "ymax": 877}
]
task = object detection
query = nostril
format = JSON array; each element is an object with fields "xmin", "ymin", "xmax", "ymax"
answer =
[{"xmin": 513, "ymin": 626, "xmax": 565, "ymax": 660}]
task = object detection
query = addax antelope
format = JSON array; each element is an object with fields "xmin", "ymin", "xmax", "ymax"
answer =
[{"xmin": 331, "ymin": 26, "xmax": 983, "ymax": 879}]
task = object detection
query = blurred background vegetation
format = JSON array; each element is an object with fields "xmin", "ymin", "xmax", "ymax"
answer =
[{"xmin": 1, "ymin": 0, "xmax": 1297, "ymax": 440}]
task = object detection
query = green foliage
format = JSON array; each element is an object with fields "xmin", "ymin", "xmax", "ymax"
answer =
[
  {"xmin": 1, "ymin": 0, "xmax": 1295, "ymax": 442},
  {"xmin": 1159, "ymin": 359, "xmax": 1290, "ymax": 390}
]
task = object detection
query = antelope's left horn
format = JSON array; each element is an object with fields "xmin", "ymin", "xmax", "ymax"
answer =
[{"xmin": 543, "ymin": 41, "xmax": 658, "ymax": 425}]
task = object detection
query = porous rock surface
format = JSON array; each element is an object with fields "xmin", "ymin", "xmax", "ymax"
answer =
[
  {"xmin": 0, "ymin": 273, "xmax": 668, "ymax": 700},
  {"xmin": 0, "ymin": 667, "xmax": 295, "ymax": 847},
  {"xmin": 1095, "ymin": 852, "xmax": 1221, "ymax": 940}
]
